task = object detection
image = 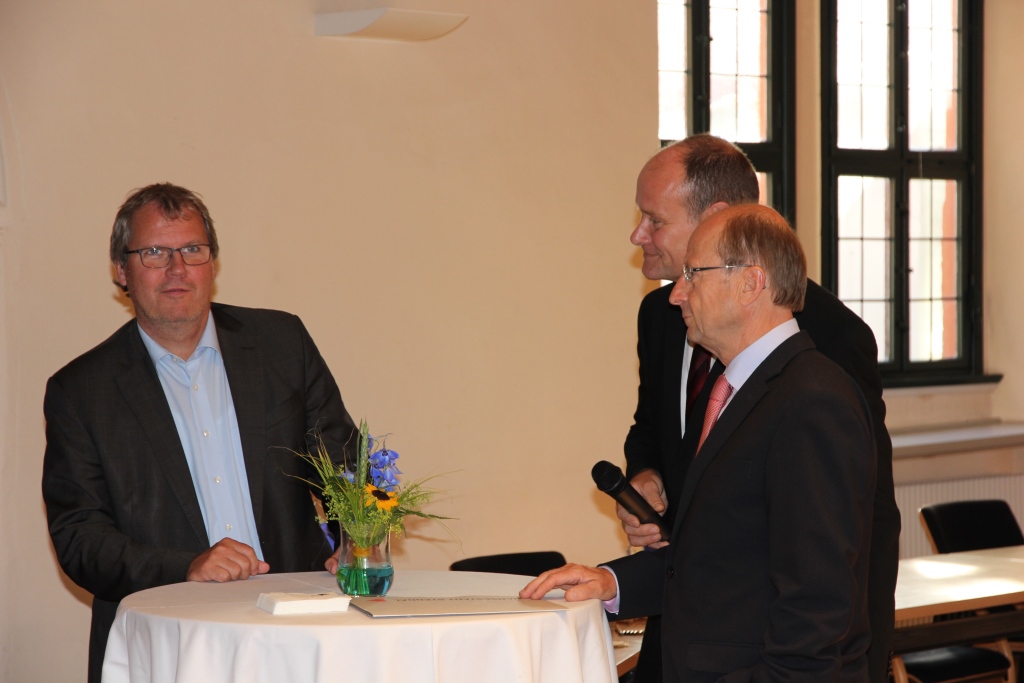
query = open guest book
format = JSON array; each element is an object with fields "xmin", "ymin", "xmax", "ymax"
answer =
[{"xmin": 350, "ymin": 596, "xmax": 568, "ymax": 618}]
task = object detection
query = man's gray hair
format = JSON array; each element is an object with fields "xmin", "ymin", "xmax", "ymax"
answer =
[
  {"xmin": 716, "ymin": 206, "xmax": 807, "ymax": 312},
  {"xmin": 110, "ymin": 183, "xmax": 218, "ymax": 266}
]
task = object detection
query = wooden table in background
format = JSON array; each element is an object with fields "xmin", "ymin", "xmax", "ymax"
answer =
[{"xmin": 894, "ymin": 546, "xmax": 1024, "ymax": 653}]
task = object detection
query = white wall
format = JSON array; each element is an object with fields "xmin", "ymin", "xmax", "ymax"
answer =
[
  {"xmin": 0, "ymin": 1, "xmax": 655, "ymax": 679},
  {"xmin": 2, "ymin": 1, "xmax": 1023, "ymax": 681},
  {"xmin": 983, "ymin": 1, "xmax": 1024, "ymax": 418}
]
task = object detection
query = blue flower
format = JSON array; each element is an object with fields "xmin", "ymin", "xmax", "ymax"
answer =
[
  {"xmin": 341, "ymin": 469, "xmax": 356, "ymax": 484},
  {"xmin": 368, "ymin": 447, "xmax": 401, "ymax": 492},
  {"xmin": 369, "ymin": 447, "xmax": 400, "ymax": 469}
]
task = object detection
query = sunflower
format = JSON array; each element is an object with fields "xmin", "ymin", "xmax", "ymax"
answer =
[{"xmin": 364, "ymin": 484, "xmax": 399, "ymax": 511}]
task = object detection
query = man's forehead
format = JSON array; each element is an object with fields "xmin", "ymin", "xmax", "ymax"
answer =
[{"xmin": 686, "ymin": 228, "xmax": 717, "ymax": 262}]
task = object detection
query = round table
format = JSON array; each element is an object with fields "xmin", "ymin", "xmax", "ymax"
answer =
[{"xmin": 102, "ymin": 570, "xmax": 618, "ymax": 683}]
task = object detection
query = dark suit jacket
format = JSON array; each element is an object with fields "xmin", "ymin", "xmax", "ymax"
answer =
[
  {"xmin": 624, "ymin": 279, "xmax": 900, "ymax": 682},
  {"xmin": 609, "ymin": 332, "xmax": 875, "ymax": 683},
  {"xmin": 42, "ymin": 304, "xmax": 357, "ymax": 682}
]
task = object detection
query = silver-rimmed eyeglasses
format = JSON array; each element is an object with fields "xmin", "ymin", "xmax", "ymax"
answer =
[
  {"xmin": 681, "ymin": 264, "xmax": 754, "ymax": 283},
  {"xmin": 125, "ymin": 244, "xmax": 212, "ymax": 268}
]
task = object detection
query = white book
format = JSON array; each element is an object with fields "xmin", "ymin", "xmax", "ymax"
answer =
[{"xmin": 257, "ymin": 592, "xmax": 351, "ymax": 615}]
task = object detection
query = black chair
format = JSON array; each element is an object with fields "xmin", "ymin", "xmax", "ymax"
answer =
[
  {"xmin": 895, "ymin": 647, "xmax": 1012, "ymax": 683},
  {"xmin": 888, "ymin": 500, "xmax": 1024, "ymax": 683},
  {"xmin": 921, "ymin": 500, "xmax": 1024, "ymax": 554},
  {"xmin": 449, "ymin": 551, "xmax": 566, "ymax": 577}
]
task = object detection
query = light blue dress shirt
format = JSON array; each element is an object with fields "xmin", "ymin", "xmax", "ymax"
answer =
[
  {"xmin": 138, "ymin": 313, "xmax": 264, "ymax": 560},
  {"xmin": 718, "ymin": 317, "xmax": 800, "ymax": 414}
]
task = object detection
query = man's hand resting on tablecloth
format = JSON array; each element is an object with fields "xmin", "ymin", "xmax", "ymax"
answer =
[
  {"xmin": 518, "ymin": 564, "xmax": 617, "ymax": 602},
  {"xmin": 325, "ymin": 546, "xmax": 341, "ymax": 574},
  {"xmin": 187, "ymin": 538, "xmax": 270, "ymax": 582}
]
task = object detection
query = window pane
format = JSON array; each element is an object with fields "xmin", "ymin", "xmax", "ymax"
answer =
[
  {"xmin": 836, "ymin": 4, "xmax": 890, "ymax": 149},
  {"xmin": 908, "ymin": 178, "xmax": 960, "ymax": 361},
  {"xmin": 738, "ymin": 75, "xmax": 768, "ymax": 140},
  {"xmin": 861, "ymin": 86, "xmax": 890, "ymax": 149},
  {"xmin": 837, "ymin": 86, "xmax": 863, "ymax": 149},
  {"xmin": 710, "ymin": 7, "xmax": 738, "ymax": 73},
  {"xmin": 709, "ymin": 2, "xmax": 768, "ymax": 143},
  {"xmin": 838, "ymin": 238, "xmax": 863, "ymax": 300},
  {"xmin": 862, "ymin": 239, "xmax": 889, "ymax": 301},
  {"xmin": 910, "ymin": 300, "xmax": 959, "ymax": 361},
  {"xmin": 837, "ymin": 176, "xmax": 864, "ymax": 238},
  {"xmin": 861, "ymin": 176, "xmax": 889, "ymax": 238},
  {"xmin": 736, "ymin": 8, "xmax": 765, "ymax": 76},
  {"xmin": 659, "ymin": 71, "xmax": 689, "ymax": 140},
  {"xmin": 863, "ymin": 301, "xmax": 892, "ymax": 363},
  {"xmin": 658, "ymin": 0, "xmax": 689, "ymax": 140},
  {"xmin": 932, "ymin": 89, "xmax": 957, "ymax": 150},
  {"xmin": 861, "ymin": 22, "xmax": 889, "ymax": 87},
  {"xmin": 710, "ymin": 0, "xmax": 768, "ymax": 12},
  {"xmin": 908, "ymin": 0, "xmax": 960, "ymax": 151},
  {"xmin": 837, "ymin": 175, "xmax": 892, "ymax": 362},
  {"xmin": 909, "ymin": 0, "xmax": 958, "ymax": 30}
]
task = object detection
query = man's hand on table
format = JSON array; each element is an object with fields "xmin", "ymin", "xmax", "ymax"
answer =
[
  {"xmin": 519, "ymin": 563, "xmax": 618, "ymax": 602},
  {"xmin": 325, "ymin": 546, "xmax": 341, "ymax": 574},
  {"xmin": 616, "ymin": 469, "xmax": 669, "ymax": 549},
  {"xmin": 187, "ymin": 538, "xmax": 270, "ymax": 582}
]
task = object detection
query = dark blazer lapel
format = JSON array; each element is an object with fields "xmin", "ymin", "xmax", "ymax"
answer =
[
  {"xmin": 213, "ymin": 305, "xmax": 268, "ymax": 527},
  {"xmin": 113, "ymin": 322, "xmax": 208, "ymax": 545},
  {"xmin": 663, "ymin": 306, "xmax": 686, "ymax": 431},
  {"xmin": 670, "ymin": 332, "xmax": 815, "ymax": 540}
]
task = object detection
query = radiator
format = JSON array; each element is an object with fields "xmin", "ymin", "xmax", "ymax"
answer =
[{"xmin": 894, "ymin": 474, "xmax": 1024, "ymax": 558}]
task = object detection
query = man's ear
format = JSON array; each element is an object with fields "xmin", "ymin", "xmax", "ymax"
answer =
[
  {"xmin": 114, "ymin": 261, "xmax": 128, "ymax": 289},
  {"xmin": 738, "ymin": 265, "xmax": 768, "ymax": 302},
  {"xmin": 699, "ymin": 201, "xmax": 731, "ymax": 221}
]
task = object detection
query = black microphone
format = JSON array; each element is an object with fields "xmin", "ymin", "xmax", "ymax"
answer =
[{"xmin": 591, "ymin": 460, "xmax": 671, "ymax": 542}]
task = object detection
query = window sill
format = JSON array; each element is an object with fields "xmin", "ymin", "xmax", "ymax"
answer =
[
  {"xmin": 891, "ymin": 421, "xmax": 1024, "ymax": 486},
  {"xmin": 881, "ymin": 373, "xmax": 1002, "ymax": 390},
  {"xmin": 892, "ymin": 421, "xmax": 1024, "ymax": 460}
]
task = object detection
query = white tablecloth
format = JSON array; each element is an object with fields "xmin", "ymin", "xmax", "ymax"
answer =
[{"xmin": 102, "ymin": 570, "xmax": 617, "ymax": 683}]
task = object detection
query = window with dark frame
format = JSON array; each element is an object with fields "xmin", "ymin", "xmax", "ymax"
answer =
[
  {"xmin": 820, "ymin": 0, "xmax": 990, "ymax": 386},
  {"xmin": 658, "ymin": 0, "xmax": 795, "ymax": 222}
]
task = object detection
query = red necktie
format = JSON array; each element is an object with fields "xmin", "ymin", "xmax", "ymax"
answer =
[
  {"xmin": 685, "ymin": 345, "xmax": 712, "ymax": 420},
  {"xmin": 697, "ymin": 374, "xmax": 733, "ymax": 453}
]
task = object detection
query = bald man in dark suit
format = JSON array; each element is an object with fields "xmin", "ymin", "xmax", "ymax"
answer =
[{"xmin": 620, "ymin": 135, "xmax": 898, "ymax": 682}]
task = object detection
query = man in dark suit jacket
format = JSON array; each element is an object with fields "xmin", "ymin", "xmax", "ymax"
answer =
[
  {"xmin": 620, "ymin": 135, "xmax": 899, "ymax": 682},
  {"xmin": 521, "ymin": 205, "xmax": 875, "ymax": 682},
  {"xmin": 42, "ymin": 184, "xmax": 357, "ymax": 683}
]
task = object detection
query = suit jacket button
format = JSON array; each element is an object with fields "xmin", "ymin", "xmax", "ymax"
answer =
[{"xmin": 666, "ymin": 566, "xmax": 674, "ymax": 579}]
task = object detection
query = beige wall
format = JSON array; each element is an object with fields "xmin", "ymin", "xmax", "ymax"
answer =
[{"xmin": 2, "ymin": 1, "xmax": 1023, "ymax": 681}]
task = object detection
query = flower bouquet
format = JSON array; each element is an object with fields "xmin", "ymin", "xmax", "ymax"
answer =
[{"xmin": 300, "ymin": 420, "xmax": 448, "ymax": 596}]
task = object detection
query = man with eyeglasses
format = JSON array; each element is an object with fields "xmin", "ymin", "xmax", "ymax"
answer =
[
  {"xmin": 521, "ymin": 204, "xmax": 876, "ymax": 682},
  {"xmin": 41, "ymin": 183, "xmax": 358, "ymax": 683},
  {"xmin": 619, "ymin": 135, "xmax": 899, "ymax": 683}
]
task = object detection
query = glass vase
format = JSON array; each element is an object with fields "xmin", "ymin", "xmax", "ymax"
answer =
[{"xmin": 337, "ymin": 531, "xmax": 393, "ymax": 596}]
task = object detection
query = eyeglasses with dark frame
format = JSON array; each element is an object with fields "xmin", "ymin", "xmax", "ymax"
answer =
[
  {"xmin": 681, "ymin": 264, "xmax": 755, "ymax": 283},
  {"xmin": 125, "ymin": 244, "xmax": 213, "ymax": 268}
]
